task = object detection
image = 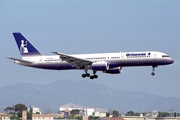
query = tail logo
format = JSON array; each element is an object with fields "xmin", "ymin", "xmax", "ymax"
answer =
[{"xmin": 20, "ymin": 40, "xmax": 29, "ymax": 54}]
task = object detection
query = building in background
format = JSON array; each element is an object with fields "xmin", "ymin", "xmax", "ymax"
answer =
[
  {"xmin": 64, "ymin": 109, "xmax": 70, "ymax": 119},
  {"xmin": 104, "ymin": 117, "xmax": 124, "ymax": 120},
  {"xmin": 22, "ymin": 110, "xmax": 27, "ymax": 120},
  {"xmin": 0, "ymin": 113, "xmax": 10, "ymax": 120},
  {"xmin": 81, "ymin": 116, "xmax": 88, "ymax": 120},
  {"xmin": 94, "ymin": 111, "xmax": 106, "ymax": 117},
  {"xmin": 59, "ymin": 107, "xmax": 94, "ymax": 116},
  {"xmin": 32, "ymin": 114, "xmax": 53, "ymax": 120},
  {"xmin": 29, "ymin": 105, "xmax": 41, "ymax": 114}
]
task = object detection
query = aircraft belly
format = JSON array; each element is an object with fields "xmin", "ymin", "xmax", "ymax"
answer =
[{"xmin": 31, "ymin": 62, "xmax": 77, "ymax": 70}]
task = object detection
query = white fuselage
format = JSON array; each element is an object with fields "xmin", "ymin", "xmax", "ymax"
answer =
[{"xmin": 19, "ymin": 51, "xmax": 174, "ymax": 71}]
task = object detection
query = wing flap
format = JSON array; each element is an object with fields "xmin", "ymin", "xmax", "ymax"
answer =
[{"xmin": 52, "ymin": 52, "xmax": 93, "ymax": 68}]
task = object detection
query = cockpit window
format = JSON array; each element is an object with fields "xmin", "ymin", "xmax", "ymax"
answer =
[{"xmin": 162, "ymin": 55, "xmax": 169, "ymax": 58}]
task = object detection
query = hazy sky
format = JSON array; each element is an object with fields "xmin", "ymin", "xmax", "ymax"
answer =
[{"xmin": 0, "ymin": 0, "xmax": 180, "ymax": 98}]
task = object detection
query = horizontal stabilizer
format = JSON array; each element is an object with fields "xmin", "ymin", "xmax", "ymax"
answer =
[{"xmin": 7, "ymin": 57, "xmax": 33, "ymax": 64}]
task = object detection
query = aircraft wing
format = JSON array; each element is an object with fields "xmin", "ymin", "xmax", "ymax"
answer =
[
  {"xmin": 7, "ymin": 57, "xmax": 33, "ymax": 64},
  {"xmin": 52, "ymin": 52, "xmax": 93, "ymax": 68}
]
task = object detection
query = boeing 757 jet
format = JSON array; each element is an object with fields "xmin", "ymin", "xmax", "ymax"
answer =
[{"xmin": 7, "ymin": 33, "xmax": 174, "ymax": 79}]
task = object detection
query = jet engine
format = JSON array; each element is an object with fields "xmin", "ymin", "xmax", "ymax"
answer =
[
  {"xmin": 103, "ymin": 67, "xmax": 122, "ymax": 74},
  {"xmin": 91, "ymin": 61, "xmax": 109, "ymax": 70}
]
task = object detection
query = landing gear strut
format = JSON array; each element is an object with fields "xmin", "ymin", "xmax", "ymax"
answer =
[
  {"xmin": 82, "ymin": 65, "xmax": 90, "ymax": 78},
  {"xmin": 151, "ymin": 65, "xmax": 157, "ymax": 76},
  {"xmin": 81, "ymin": 68, "xmax": 98, "ymax": 79},
  {"xmin": 90, "ymin": 70, "xmax": 98, "ymax": 79}
]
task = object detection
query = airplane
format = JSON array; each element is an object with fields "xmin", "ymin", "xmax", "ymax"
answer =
[{"xmin": 7, "ymin": 32, "xmax": 174, "ymax": 79}]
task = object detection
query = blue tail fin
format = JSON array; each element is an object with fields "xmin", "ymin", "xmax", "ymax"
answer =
[{"xmin": 13, "ymin": 32, "xmax": 43, "ymax": 57}]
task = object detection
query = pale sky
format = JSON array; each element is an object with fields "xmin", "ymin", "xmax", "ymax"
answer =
[{"xmin": 0, "ymin": 0, "xmax": 180, "ymax": 98}]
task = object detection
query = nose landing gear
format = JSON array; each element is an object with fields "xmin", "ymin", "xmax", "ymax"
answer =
[
  {"xmin": 151, "ymin": 65, "xmax": 157, "ymax": 76},
  {"xmin": 151, "ymin": 72, "xmax": 155, "ymax": 76}
]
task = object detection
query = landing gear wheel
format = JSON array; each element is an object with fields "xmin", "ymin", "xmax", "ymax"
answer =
[
  {"xmin": 151, "ymin": 66, "xmax": 157, "ymax": 76},
  {"xmin": 94, "ymin": 75, "xmax": 98, "ymax": 79},
  {"xmin": 151, "ymin": 72, "xmax": 155, "ymax": 76},
  {"xmin": 90, "ymin": 75, "xmax": 98, "ymax": 79},
  {"xmin": 82, "ymin": 73, "xmax": 90, "ymax": 78},
  {"xmin": 90, "ymin": 76, "xmax": 94, "ymax": 79},
  {"xmin": 82, "ymin": 74, "xmax": 86, "ymax": 78},
  {"xmin": 86, "ymin": 73, "xmax": 90, "ymax": 77}
]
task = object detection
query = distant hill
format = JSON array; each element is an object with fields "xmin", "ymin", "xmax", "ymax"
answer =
[{"xmin": 0, "ymin": 79, "xmax": 180, "ymax": 114}]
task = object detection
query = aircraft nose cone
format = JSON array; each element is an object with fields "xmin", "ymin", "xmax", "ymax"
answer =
[
  {"xmin": 170, "ymin": 58, "xmax": 174, "ymax": 64},
  {"xmin": 167, "ymin": 58, "xmax": 174, "ymax": 64},
  {"xmin": 162, "ymin": 58, "xmax": 174, "ymax": 65}
]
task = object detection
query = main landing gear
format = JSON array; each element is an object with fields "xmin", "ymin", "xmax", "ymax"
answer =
[
  {"xmin": 90, "ymin": 74, "xmax": 98, "ymax": 79},
  {"xmin": 82, "ymin": 73, "xmax": 90, "ymax": 78},
  {"xmin": 82, "ymin": 73, "xmax": 98, "ymax": 79},
  {"xmin": 151, "ymin": 65, "xmax": 157, "ymax": 76},
  {"xmin": 82, "ymin": 67, "xmax": 98, "ymax": 79}
]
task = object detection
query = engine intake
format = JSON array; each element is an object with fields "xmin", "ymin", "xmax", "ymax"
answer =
[
  {"xmin": 103, "ymin": 67, "xmax": 122, "ymax": 74},
  {"xmin": 91, "ymin": 61, "xmax": 109, "ymax": 70}
]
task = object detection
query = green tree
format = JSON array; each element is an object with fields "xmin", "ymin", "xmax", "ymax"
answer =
[
  {"xmin": 17, "ymin": 112, "xmax": 22, "ymax": 118},
  {"xmin": 14, "ymin": 104, "xmax": 27, "ymax": 118},
  {"xmin": 125, "ymin": 111, "xmax": 134, "ymax": 116},
  {"xmin": 125, "ymin": 111, "xmax": 141, "ymax": 116},
  {"xmin": 142, "ymin": 112, "xmax": 147, "ymax": 116},
  {"xmin": 10, "ymin": 116, "xmax": 21, "ymax": 120},
  {"xmin": 14, "ymin": 104, "xmax": 27, "ymax": 113},
  {"xmin": 158, "ymin": 112, "xmax": 169, "ymax": 117},
  {"xmin": 177, "ymin": 113, "xmax": 180, "ymax": 117},
  {"xmin": 89, "ymin": 115, "xmax": 94, "ymax": 120},
  {"xmin": 27, "ymin": 112, "xmax": 32, "ymax": 119},
  {"xmin": 4, "ymin": 107, "xmax": 14, "ymax": 113},
  {"xmin": 134, "ymin": 112, "xmax": 140, "ymax": 116},
  {"xmin": 89, "ymin": 116, "xmax": 99, "ymax": 120},
  {"xmin": 57, "ymin": 116, "xmax": 64, "ymax": 119},
  {"xmin": 71, "ymin": 109, "xmax": 80, "ymax": 115},
  {"xmin": 112, "ymin": 110, "xmax": 120, "ymax": 117},
  {"xmin": 4, "ymin": 104, "xmax": 30, "ymax": 120},
  {"xmin": 69, "ymin": 115, "xmax": 81, "ymax": 120},
  {"xmin": 75, "ymin": 116, "xmax": 81, "ymax": 120},
  {"xmin": 69, "ymin": 115, "xmax": 75, "ymax": 119}
]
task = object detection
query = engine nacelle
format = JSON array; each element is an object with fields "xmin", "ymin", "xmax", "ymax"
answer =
[
  {"xmin": 103, "ymin": 67, "xmax": 122, "ymax": 74},
  {"xmin": 91, "ymin": 61, "xmax": 109, "ymax": 70}
]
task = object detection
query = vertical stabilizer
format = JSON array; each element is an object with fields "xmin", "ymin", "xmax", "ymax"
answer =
[{"xmin": 13, "ymin": 32, "xmax": 43, "ymax": 57}]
